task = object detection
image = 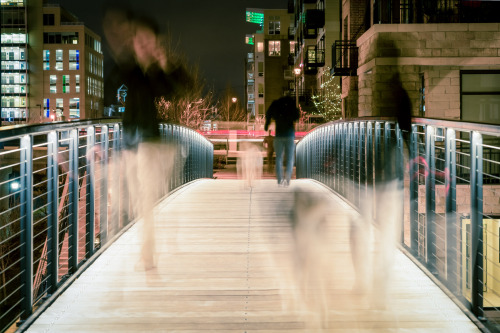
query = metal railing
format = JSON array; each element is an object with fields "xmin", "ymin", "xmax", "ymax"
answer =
[
  {"xmin": 0, "ymin": 120, "xmax": 213, "ymax": 332},
  {"xmin": 296, "ymin": 117, "xmax": 500, "ymax": 332}
]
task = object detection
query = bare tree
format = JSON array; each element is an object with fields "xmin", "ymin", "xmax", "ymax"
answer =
[
  {"xmin": 156, "ymin": 62, "xmax": 215, "ymax": 130},
  {"xmin": 219, "ymin": 86, "xmax": 247, "ymax": 123}
]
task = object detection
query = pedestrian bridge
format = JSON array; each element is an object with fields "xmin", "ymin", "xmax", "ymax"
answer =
[{"xmin": 1, "ymin": 118, "xmax": 499, "ymax": 332}]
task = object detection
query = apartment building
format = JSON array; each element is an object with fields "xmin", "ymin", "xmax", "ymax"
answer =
[
  {"xmin": 333, "ymin": 0, "xmax": 500, "ymax": 123},
  {"xmin": 42, "ymin": 3, "xmax": 103, "ymax": 121},
  {"xmin": 289, "ymin": 0, "xmax": 341, "ymax": 115},
  {"xmin": 1, "ymin": 0, "xmax": 103, "ymax": 124},
  {"xmin": 245, "ymin": 8, "xmax": 293, "ymax": 120}
]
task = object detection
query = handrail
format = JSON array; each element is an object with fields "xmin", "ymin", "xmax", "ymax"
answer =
[
  {"xmin": 0, "ymin": 120, "xmax": 213, "ymax": 332},
  {"xmin": 296, "ymin": 118, "xmax": 500, "ymax": 331}
]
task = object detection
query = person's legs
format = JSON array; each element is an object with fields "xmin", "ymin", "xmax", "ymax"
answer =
[
  {"xmin": 274, "ymin": 137, "xmax": 285, "ymax": 184},
  {"xmin": 284, "ymin": 136, "xmax": 296, "ymax": 184}
]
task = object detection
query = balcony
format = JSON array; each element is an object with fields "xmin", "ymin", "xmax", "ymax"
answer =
[
  {"xmin": 331, "ymin": 40, "xmax": 358, "ymax": 76},
  {"xmin": 305, "ymin": 49, "xmax": 325, "ymax": 68}
]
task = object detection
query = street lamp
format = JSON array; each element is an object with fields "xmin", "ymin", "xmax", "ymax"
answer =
[
  {"xmin": 294, "ymin": 67, "xmax": 301, "ymax": 108},
  {"xmin": 227, "ymin": 97, "xmax": 237, "ymax": 124}
]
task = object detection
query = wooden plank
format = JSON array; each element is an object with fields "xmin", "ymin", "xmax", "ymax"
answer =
[{"xmin": 26, "ymin": 179, "xmax": 480, "ymax": 332}]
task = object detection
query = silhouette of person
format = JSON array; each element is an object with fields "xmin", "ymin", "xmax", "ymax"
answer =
[
  {"xmin": 264, "ymin": 95, "xmax": 299, "ymax": 186},
  {"xmin": 105, "ymin": 10, "xmax": 192, "ymax": 270},
  {"xmin": 263, "ymin": 130, "xmax": 274, "ymax": 173}
]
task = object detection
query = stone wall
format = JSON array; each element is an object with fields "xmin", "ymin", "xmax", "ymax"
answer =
[{"xmin": 355, "ymin": 23, "xmax": 500, "ymax": 120}]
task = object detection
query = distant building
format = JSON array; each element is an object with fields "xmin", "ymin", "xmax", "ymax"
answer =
[
  {"xmin": 289, "ymin": 0, "xmax": 341, "ymax": 114},
  {"xmin": 1, "ymin": 0, "xmax": 103, "ymax": 124},
  {"xmin": 245, "ymin": 7, "xmax": 293, "ymax": 119}
]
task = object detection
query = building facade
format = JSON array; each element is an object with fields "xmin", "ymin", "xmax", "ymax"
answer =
[
  {"xmin": 333, "ymin": 0, "xmax": 500, "ymax": 124},
  {"xmin": 290, "ymin": 0, "xmax": 341, "ymax": 116},
  {"xmin": 245, "ymin": 8, "xmax": 293, "ymax": 120},
  {"xmin": 1, "ymin": 0, "xmax": 103, "ymax": 124}
]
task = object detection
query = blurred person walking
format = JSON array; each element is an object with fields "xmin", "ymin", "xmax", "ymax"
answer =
[
  {"xmin": 263, "ymin": 130, "xmax": 274, "ymax": 173},
  {"xmin": 264, "ymin": 95, "xmax": 299, "ymax": 186},
  {"xmin": 104, "ymin": 9, "xmax": 191, "ymax": 270}
]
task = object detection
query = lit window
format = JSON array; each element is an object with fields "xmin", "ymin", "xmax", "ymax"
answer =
[
  {"xmin": 268, "ymin": 41, "xmax": 281, "ymax": 56},
  {"xmin": 268, "ymin": 16, "xmax": 281, "ymax": 35},
  {"xmin": 44, "ymin": 98, "xmax": 50, "ymax": 117},
  {"xmin": 69, "ymin": 50, "xmax": 79, "ymax": 70},
  {"xmin": 69, "ymin": 98, "xmax": 80, "ymax": 118},
  {"xmin": 56, "ymin": 50, "xmax": 63, "ymax": 70},
  {"xmin": 257, "ymin": 42, "xmax": 264, "ymax": 53},
  {"xmin": 63, "ymin": 75, "xmax": 70, "ymax": 93},
  {"xmin": 75, "ymin": 75, "xmax": 80, "ymax": 93},
  {"xmin": 50, "ymin": 75, "xmax": 57, "ymax": 93},
  {"xmin": 56, "ymin": 98, "xmax": 63, "ymax": 115},
  {"xmin": 43, "ymin": 50, "xmax": 50, "ymax": 70}
]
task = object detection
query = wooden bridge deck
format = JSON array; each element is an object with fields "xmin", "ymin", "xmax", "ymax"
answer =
[{"xmin": 25, "ymin": 179, "xmax": 480, "ymax": 332}]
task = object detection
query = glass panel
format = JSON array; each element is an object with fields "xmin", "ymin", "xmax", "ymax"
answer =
[
  {"xmin": 462, "ymin": 95, "xmax": 500, "ymax": 125},
  {"xmin": 463, "ymin": 73, "xmax": 500, "ymax": 93}
]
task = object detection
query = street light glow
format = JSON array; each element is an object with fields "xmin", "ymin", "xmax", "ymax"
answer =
[
  {"xmin": 294, "ymin": 68, "xmax": 301, "ymax": 75},
  {"xmin": 11, "ymin": 181, "xmax": 20, "ymax": 191},
  {"xmin": 232, "ymin": 97, "xmax": 237, "ymax": 103}
]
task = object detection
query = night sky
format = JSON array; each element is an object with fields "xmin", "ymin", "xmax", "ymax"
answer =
[{"xmin": 54, "ymin": 0, "xmax": 288, "ymax": 104}]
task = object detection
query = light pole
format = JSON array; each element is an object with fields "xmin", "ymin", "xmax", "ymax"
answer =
[
  {"xmin": 294, "ymin": 68, "xmax": 301, "ymax": 109},
  {"xmin": 227, "ymin": 97, "xmax": 237, "ymax": 124}
]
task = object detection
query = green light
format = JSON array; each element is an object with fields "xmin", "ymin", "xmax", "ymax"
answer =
[
  {"xmin": 245, "ymin": 35, "xmax": 254, "ymax": 45},
  {"xmin": 246, "ymin": 11, "xmax": 264, "ymax": 25}
]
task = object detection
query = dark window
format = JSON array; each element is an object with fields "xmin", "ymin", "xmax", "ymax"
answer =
[{"xmin": 43, "ymin": 14, "xmax": 55, "ymax": 26}]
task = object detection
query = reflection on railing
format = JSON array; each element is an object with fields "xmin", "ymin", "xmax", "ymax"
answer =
[
  {"xmin": 0, "ymin": 120, "xmax": 213, "ymax": 332},
  {"xmin": 296, "ymin": 117, "xmax": 500, "ymax": 331}
]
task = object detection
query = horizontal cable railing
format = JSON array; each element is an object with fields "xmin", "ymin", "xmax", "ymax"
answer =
[
  {"xmin": 0, "ymin": 120, "xmax": 213, "ymax": 332},
  {"xmin": 296, "ymin": 117, "xmax": 500, "ymax": 332}
]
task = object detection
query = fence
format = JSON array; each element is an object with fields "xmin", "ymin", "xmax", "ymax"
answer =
[
  {"xmin": 0, "ymin": 120, "xmax": 213, "ymax": 332},
  {"xmin": 296, "ymin": 117, "xmax": 500, "ymax": 332}
]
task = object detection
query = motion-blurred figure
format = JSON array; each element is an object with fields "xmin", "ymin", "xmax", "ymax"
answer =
[
  {"xmin": 263, "ymin": 130, "xmax": 274, "ymax": 173},
  {"xmin": 265, "ymin": 95, "xmax": 299, "ymax": 187},
  {"xmin": 350, "ymin": 69, "xmax": 411, "ymax": 308},
  {"xmin": 103, "ymin": 7, "xmax": 191, "ymax": 270},
  {"xmin": 290, "ymin": 188, "xmax": 330, "ymax": 325},
  {"xmin": 237, "ymin": 141, "xmax": 263, "ymax": 189}
]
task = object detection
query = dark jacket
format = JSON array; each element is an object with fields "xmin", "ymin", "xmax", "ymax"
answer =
[
  {"xmin": 122, "ymin": 63, "xmax": 191, "ymax": 148},
  {"xmin": 264, "ymin": 96, "xmax": 299, "ymax": 138}
]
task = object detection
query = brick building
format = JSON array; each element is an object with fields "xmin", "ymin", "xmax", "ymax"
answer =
[{"xmin": 333, "ymin": 0, "xmax": 500, "ymax": 124}]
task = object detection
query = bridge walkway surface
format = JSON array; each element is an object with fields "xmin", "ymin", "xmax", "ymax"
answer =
[{"xmin": 25, "ymin": 179, "xmax": 480, "ymax": 332}]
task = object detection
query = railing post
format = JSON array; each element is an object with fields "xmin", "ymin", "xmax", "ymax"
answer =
[
  {"xmin": 20, "ymin": 135, "xmax": 33, "ymax": 320},
  {"xmin": 425, "ymin": 126, "xmax": 437, "ymax": 273},
  {"xmin": 374, "ymin": 122, "xmax": 382, "ymax": 211},
  {"xmin": 334, "ymin": 124, "xmax": 340, "ymax": 193},
  {"xmin": 445, "ymin": 128, "xmax": 458, "ymax": 293},
  {"xmin": 409, "ymin": 124, "xmax": 419, "ymax": 255},
  {"xmin": 359, "ymin": 122, "xmax": 365, "ymax": 203},
  {"xmin": 68, "ymin": 129, "xmax": 79, "ymax": 273},
  {"xmin": 341, "ymin": 123, "xmax": 347, "ymax": 196},
  {"xmin": 47, "ymin": 131, "xmax": 59, "ymax": 293},
  {"xmin": 99, "ymin": 125, "xmax": 109, "ymax": 248},
  {"xmin": 85, "ymin": 126, "xmax": 95, "ymax": 258},
  {"xmin": 367, "ymin": 122, "xmax": 373, "ymax": 201},
  {"xmin": 396, "ymin": 123, "xmax": 405, "ymax": 244},
  {"xmin": 353, "ymin": 122, "xmax": 359, "ymax": 207},
  {"xmin": 470, "ymin": 131, "xmax": 484, "ymax": 318}
]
